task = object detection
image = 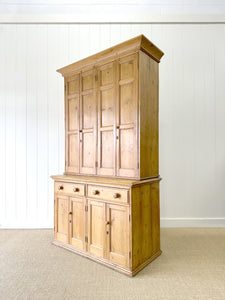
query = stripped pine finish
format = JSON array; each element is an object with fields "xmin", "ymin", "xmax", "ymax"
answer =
[{"xmin": 52, "ymin": 174, "xmax": 161, "ymax": 276}]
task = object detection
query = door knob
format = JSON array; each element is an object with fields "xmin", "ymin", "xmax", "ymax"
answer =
[
  {"xmin": 92, "ymin": 190, "xmax": 99, "ymax": 195},
  {"xmin": 105, "ymin": 221, "xmax": 110, "ymax": 225},
  {"xmin": 113, "ymin": 193, "xmax": 120, "ymax": 198}
]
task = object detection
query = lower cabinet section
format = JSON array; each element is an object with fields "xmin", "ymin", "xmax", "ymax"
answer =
[{"xmin": 52, "ymin": 175, "xmax": 162, "ymax": 276}]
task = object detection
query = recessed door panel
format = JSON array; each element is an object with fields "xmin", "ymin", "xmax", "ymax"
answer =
[
  {"xmin": 82, "ymin": 73, "xmax": 93, "ymax": 91},
  {"xmin": 81, "ymin": 132, "xmax": 95, "ymax": 169},
  {"xmin": 82, "ymin": 93, "xmax": 95, "ymax": 129},
  {"xmin": 119, "ymin": 83, "xmax": 135, "ymax": 125},
  {"xmin": 54, "ymin": 196, "xmax": 69, "ymax": 243},
  {"xmin": 116, "ymin": 54, "xmax": 139, "ymax": 178},
  {"xmin": 65, "ymin": 74, "xmax": 80, "ymax": 174},
  {"xmin": 120, "ymin": 59, "xmax": 135, "ymax": 80},
  {"xmin": 87, "ymin": 200, "xmax": 105, "ymax": 258},
  {"xmin": 106, "ymin": 204, "xmax": 129, "ymax": 268},
  {"xmin": 97, "ymin": 62, "xmax": 115, "ymax": 176},
  {"xmin": 119, "ymin": 129, "xmax": 135, "ymax": 170},
  {"xmin": 100, "ymin": 131, "xmax": 114, "ymax": 169},
  {"xmin": 70, "ymin": 197, "xmax": 85, "ymax": 250},
  {"xmin": 68, "ymin": 97, "xmax": 79, "ymax": 131},
  {"xmin": 100, "ymin": 88, "xmax": 114, "ymax": 127},
  {"xmin": 68, "ymin": 75, "xmax": 79, "ymax": 95},
  {"xmin": 80, "ymin": 69, "xmax": 97, "ymax": 175},
  {"xmin": 68, "ymin": 133, "xmax": 79, "ymax": 170}
]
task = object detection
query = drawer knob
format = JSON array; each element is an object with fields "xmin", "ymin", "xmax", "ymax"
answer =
[
  {"xmin": 92, "ymin": 190, "xmax": 99, "ymax": 195},
  {"xmin": 113, "ymin": 193, "xmax": 120, "ymax": 198},
  {"xmin": 58, "ymin": 185, "xmax": 64, "ymax": 190},
  {"xmin": 73, "ymin": 187, "xmax": 79, "ymax": 192},
  {"xmin": 69, "ymin": 212, "xmax": 72, "ymax": 215}
]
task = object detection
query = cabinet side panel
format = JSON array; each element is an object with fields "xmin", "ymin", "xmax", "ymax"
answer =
[
  {"xmin": 151, "ymin": 182, "xmax": 160, "ymax": 253},
  {"xmin": 131, "ymin": 181, "xmax": 160, "ymax": 270},
  {"xmin": 139, "ymin": 52, "xmax": 159, "ymax": 179}
]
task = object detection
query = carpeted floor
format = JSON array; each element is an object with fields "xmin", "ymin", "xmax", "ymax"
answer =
[{"xmin": 0, "ymin": 229, "xmax": 224, "ymax": 300}]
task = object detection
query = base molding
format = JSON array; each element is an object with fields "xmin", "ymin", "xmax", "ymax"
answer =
[
  {"xmin": 52, "ymin": 239, "xmax": 161, "ymax": 276},
  {"xmin": 160, "ymin": 218, "xmax": 225, "ymax": 228}
]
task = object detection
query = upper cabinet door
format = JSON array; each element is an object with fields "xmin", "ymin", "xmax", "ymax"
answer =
[
  {"xmin": 116, "ymin": 54, "xmax": 139, "ymax": 178},
  {"xmin": 65, "ymin": 74, "xmax": 80, "ymax": 173},
  {"xmin": 97, "ymin": 62, "xmax": 116, "ymax": 176},
  {"xmin": 79, "ymin": 69, "xmax": 97, "ymax": 175}
]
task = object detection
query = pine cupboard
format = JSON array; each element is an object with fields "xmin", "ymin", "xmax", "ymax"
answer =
[
  {"xmin": 52, "ymin": 35, "xmax": 164, "ymax": 276},
  {"xmin": 57, "ymin": 35, "xmax": 164, "ymax": 180},
  {"xmin": 52, "ymin": 175, "xmax": 161, "ymax": 276}
]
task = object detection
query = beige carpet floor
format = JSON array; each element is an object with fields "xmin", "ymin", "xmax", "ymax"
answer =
[{"xmin": 0, "ymin": 229, "xmax": 225, "ymax": 300}]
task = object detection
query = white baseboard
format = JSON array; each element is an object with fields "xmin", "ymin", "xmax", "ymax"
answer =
[
  {"xmin": 160, "ymin": 218, "xmax": 225, "ymax": 228},
  {"xmin": 0, "ymin": 222, "xmax": 53, "ymax": 229},
  {"xmin": 1, "ymin": 218, "xmax": 225, "ymax": 229}
]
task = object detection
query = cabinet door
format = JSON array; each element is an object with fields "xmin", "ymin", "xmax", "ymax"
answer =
[
  {"xmin": 69, "ymin": 197, "xmax": 85, "ymax": 250},
  {"xmin": 116, "ymin": 54, "xmax": 139, "ymax": 178},
  {"xmin": 87, "ymin": 199, "xmax": 105, "ymax": 258},
  {"xmin": 106, "ymin": 204, "xmax": 130, "ymax": 268},
  {"xmin": 65, "ymin": 74, "xmax": 80, "ymax": 173},
  {"xmin": 54, "ymin": 195, "xmax": 69, "ymax": 243},
  {"xmin": 97, "ymin": 62, "xmax": 116, "ymax": 176},
  {"xmin": 80, "ymin": 69, "xmax": 97, "ymax": 175}
]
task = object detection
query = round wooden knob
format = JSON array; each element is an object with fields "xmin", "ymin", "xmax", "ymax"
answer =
[
  {"xmin": 105, "ymin": 221, "xmax": 110, "ymax": 225},
  {"xmin": 69, "ymin": 212, "xmax": 72, "ymax": 215},
  {"xmin": 113, "ymin": 193, "xmax": 120, "ymax": 198},
  {"xmin": 58, "ymin": 185, "xmax": 64, "ymax": 190},
  {"xmin": 92, "ymin": 190, "xmax": 99, "ymax": 195},
  {"xmin": 73, "ymin": 187, "xmax": 79, "ymax": 192}
]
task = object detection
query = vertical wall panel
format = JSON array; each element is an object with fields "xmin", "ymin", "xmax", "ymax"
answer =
[
  {"xmin": 26, "ymin": 25, "xmax": 38, "ymax": 225},
  {"xmin": 4, "ymin": 26, "xmax": 17, "ymax": 225},
  {"xmin": 0, "ymin": 25, "xmax": 6, "ymax": 226},
  {"xmin": 0, "ymin": 23, "xmax": 225, "ymax": 228},
  {"xmin": 15, "ymin": 25, "xmax": 28, "ymax": 222}
]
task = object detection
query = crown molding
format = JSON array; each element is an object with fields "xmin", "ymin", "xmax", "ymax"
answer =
[{"xmin": 0, "ymin": 14, "xmax": 225, "ymax": 24}]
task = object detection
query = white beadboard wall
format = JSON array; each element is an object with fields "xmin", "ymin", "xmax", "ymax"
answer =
[{"xmin": 0, "ymin": 24, "xmax": 225, "ymax": 228}]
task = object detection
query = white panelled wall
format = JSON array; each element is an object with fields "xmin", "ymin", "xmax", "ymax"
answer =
[{"xmin": 0, "ymin": 24, "xmax": 225, "ymax": 228}]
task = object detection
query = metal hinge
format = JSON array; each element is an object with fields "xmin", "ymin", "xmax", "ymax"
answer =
[
  {"xmin": 129, "ymin": 215, "xmax": 131, "ymax": 222},
  {"xmin": 95, "ymin": 75, "xmax": 98, "ymax": 81},
  {"xmin": 129, "ymin": 251, "xmax": 131, "ymax": 259},
  {"xmin": 137, "ymin": 162, "xmax": 139, "ymax": 169},
  {"xmin": 85, "ymin": 205, "xmax": 88, "ymax": 212},
  {"xmin": 95, "ymin": 161, "xmax": 98, "ymax": 167},
  {"xmin": 64, "ymin": 84, "xmax": 66, "ymax": 92},
  {"xmin": 85, "ymin": 236, "xmax": 88, "ymax": 243}
]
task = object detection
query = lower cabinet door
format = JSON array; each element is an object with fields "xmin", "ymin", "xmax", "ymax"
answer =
[
  {"xmin": 69, "ymin": 197, "xmax": 85, "ymax": 250},
  {"xmin": 106, "ymin": 204, "xmax": 130, "ymax": 268},
  {"xmin": 54, "ymin": 195, "xmax": 69, "ymax": 243},
  {"xmin": 87, "ymin": 199, "xmax": 105, "ymax": 258}
]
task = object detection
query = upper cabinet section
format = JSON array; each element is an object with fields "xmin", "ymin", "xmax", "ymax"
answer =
[{"xmin": 58, "ymin": 35, "xmax": 164, "ymax": 180}]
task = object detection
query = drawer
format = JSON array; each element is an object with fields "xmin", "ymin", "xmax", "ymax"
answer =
[
  {"xmin": 54, "ymin": 181, "xmax": 85, "ymax": 197},
  {"xmin": 87, "ymin": 185, "xmax": 129, "ymax": 204}
]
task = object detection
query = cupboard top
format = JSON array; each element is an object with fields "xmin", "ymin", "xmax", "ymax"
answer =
[
  {"xmin": 51, "ymin": 174, "xmax": 161, "ymax": 188},
  {"xmin": 57, "ymin": 35, "xmax": 164, "ymax": 76}
]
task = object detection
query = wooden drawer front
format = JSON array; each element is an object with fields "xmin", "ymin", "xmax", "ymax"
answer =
[
  {"xmin": 87, "ymin": 185, "xmax": 129, "ymax": 204},
  {"xmin": 54, "ymin": 181, "xmax": 85, "ymax": 197}
]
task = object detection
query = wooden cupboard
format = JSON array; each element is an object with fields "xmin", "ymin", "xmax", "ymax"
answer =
[
  {"xmin": 52, "ymin": 35, "xmax": 164, "ymax": 276},
  {"xmin": 52, "ymin": 175, "xmax": 161, "ymax": 276},
  {"xmin": 57, "ymin": 35, "xmax": 164, "ymax": 180}
]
